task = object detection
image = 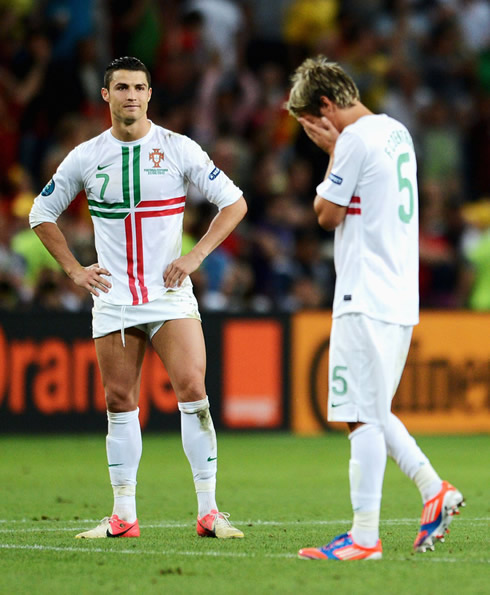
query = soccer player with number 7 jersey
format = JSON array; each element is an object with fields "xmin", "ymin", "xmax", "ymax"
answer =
[
  {"xmin": 30, "ymin": 56, "xmax": 247, "ymax": 540},
  {"xmin": 287, "ymin": 56, "xmax": 464, "ymax": 560}
]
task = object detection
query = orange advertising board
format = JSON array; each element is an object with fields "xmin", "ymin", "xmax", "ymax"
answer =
[
  {"xmin": 222, "ymin": 319, "xmax": 283, "ymax": 428},
  {"xmin": 0, "ymin": 313, "xmax": 285, "ymax": 433},
  {"xmin": 291, "ymin": 311, "xmax": 490, "ymax": 434},
  {"xmin": 0, "ymin": 326, "xmax": 177, "ymax": 430}
]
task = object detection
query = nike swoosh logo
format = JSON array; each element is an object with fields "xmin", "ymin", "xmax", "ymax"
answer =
[
  {"xmin": 106, "ymin": 525, "xmax": 133, "ymax": 538},
  {"xmin": 97, "ymin": 163, "xmax": 113, "ymax": 170},
  {"xmin": 207, "ymin": 456, "xmax": 217, "ymax": 462},
  {"xmin": 331, "ymin": 402, "xmax": 349, "ymax": 408},
  {"xmin": 108, "ymin": 463, "xmax": 123, "ymax": 467}
]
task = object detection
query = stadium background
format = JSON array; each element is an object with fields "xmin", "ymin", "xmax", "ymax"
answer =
[{"xmin": 0, "ymin": 0, "xmax": 489, "ymax": 434}]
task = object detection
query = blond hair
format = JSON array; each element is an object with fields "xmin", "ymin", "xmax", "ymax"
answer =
[{"xmin": 287, "ymin": 55, "xmax": 360, "ymax": 116}]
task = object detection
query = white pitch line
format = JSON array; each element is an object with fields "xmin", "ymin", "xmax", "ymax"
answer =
[
  {"xmin": 0, "ymin": 543, "xmax": 488, "ymax": 564},
  {"xmin": 0, "ymin": 520, "xmax": 487, "ymax": 535},
  {"xmin": 0, "ymin": 517, "xmax": 487, "ymax": 531},
  {"xmin": 0, "ymin": 543, "xmax": 294, "ymax": 559}
]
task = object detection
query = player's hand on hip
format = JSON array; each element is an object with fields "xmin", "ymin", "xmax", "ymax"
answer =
[
  {"xmin": 164, "ymin": 253, "xmax": 201, "ymax": 288},
  {"xmin": 72, "ymin": 263, "xmax": 112, "ymax": 296},
  {"xmin": 298, "ymin": 116, "xmax": 339, "ymax": 154}
]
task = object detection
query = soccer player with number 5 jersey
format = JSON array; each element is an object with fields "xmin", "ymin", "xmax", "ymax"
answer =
[
  {"xmin": 30, "ymin": 56, "xmax": 246, "ymax": 540},
  {"xmin": 287, "ymin": 56, "xmax": 464, "ymax": 560}
]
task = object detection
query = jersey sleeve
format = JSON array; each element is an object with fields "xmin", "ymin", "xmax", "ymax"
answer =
[
  {"xmin": 316, "ymin": 130, "xmax": 368, "ymax": 207},
  {"xmin": 180, "ymin": 136, "xmax": 243, "ymax": 209},
  {"xmin": 29, "ymin": 147, "xmax": 85, "ymax": 228}
]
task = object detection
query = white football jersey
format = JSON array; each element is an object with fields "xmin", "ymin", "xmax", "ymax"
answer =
[
  {"xmin": 30, "ymin": 122, "xmax": 243, "ymax": 305},
  {"xmin": 316, "ymin": 114, "xmax": 419, "ymax": 325}
]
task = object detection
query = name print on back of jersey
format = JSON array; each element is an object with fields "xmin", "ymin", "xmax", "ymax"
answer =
[{"xmin": 144, "ymin": 148, "xmax": 168, "ymax": 175}]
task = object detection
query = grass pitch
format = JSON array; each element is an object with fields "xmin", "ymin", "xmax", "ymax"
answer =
[{"xmin": 0, "ymin": 432, "xmax": 488, "ymax": 594}]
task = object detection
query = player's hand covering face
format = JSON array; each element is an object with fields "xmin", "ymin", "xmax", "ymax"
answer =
[{"xmin": 298, "ymin": 115, "xmax": 339, "ymax": 155}]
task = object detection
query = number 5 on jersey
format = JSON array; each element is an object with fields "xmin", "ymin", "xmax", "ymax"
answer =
[{"xmin": 397, "ymin": 152, "xmax": 414, "ymax": 224}]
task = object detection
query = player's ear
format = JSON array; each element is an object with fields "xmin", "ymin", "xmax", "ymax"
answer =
[
  {"xmin": 101, "ymin": 87, "xmax": 109, "ymax": 103},
  {"xmin": 320, "ymin": 95, "xmax": 335, "ymax": 113},
  {"xmin": 148, "ymin": 87, "xmax": 152, "ymax": 102}
]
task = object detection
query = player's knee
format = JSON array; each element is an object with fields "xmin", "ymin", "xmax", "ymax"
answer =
[
  {"xmin": 105, "ymin": 383, "xmax": 138, "ymax": 412},
  {"xmin": 174, "ymin": 375, "xmax": 206, "ymax": 403}
]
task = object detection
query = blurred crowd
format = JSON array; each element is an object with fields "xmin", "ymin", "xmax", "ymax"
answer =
[{"xmin": 0, "ymin": 0, "xmax": 490, "ymax": 313}]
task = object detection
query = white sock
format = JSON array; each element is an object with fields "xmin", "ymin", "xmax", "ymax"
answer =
[
  {"xmin": 349, "ymin": 424, "xmax": 386, "ymax": 547},
  {"xmin": 106, "ymin": 408, "xmax": 141, "ymax": 522},
  {"xmin": 413, "ymin": 466, "xmax": 443, "ymax": 503},
  {"xmin": 384, "ymin": 413, "xmax": 441, "ymax": 502},
  {"xmin": 178, "ymin": 397, "xmax": 218, "ymax": 517}
]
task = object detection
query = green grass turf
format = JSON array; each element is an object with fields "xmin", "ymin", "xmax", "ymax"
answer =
[{"xmin": 0, "ymin": 433, "xmax": 488, "ymax": 594}]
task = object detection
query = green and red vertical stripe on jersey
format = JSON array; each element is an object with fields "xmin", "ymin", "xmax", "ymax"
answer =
[{"xmin": 88, "ymin": 145, "xmax": 186, "ymax": 305}]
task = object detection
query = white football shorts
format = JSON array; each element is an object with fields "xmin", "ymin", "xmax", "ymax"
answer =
[
  {"xmin": 92, "ymin": 283, "xmax": 201, "ymax": 343},
  {"xmin": 328, "ymin": 313, "xmax": 413, "ymax": 426}
]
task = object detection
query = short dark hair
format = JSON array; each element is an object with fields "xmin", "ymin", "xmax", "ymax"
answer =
[{"xmin": 104, "ymin": 56, "xmax": 151, "ymax": 89}]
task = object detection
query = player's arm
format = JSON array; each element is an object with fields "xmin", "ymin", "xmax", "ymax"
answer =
[
  {"xmin": 33, "ymin": 222, "xmax": 111, "ymax": 296},
  {"xmin": 164, "ymin": 196, "xmax": 247, "ymax": 288},
  {"xmin": 29, "ymin": 148, "xmax": 111, "ymax": 296},
  {"xmin": 313, "ymin": 196, "xmax": 347, "ymax": 231},
  {"xmin": 313, "ymin": 156, "xmax": 347, "ymax": 230},
  {"xmin": 298, "ymin": 115, "xmax": 347, "ymax": 230}
]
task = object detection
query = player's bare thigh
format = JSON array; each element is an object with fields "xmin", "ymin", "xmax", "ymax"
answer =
[
  {"xmin": 151, "ymin": 318, "xmax": 206, "ymax": 403},
  {"xmin": 95, "ymin": 327, "xmax": 147, "ymax": 412}
]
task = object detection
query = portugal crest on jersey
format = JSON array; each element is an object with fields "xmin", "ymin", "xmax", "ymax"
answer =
[{"xmin": 149, "ymin": 148, "xmax": 164, "ymax": 168}]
